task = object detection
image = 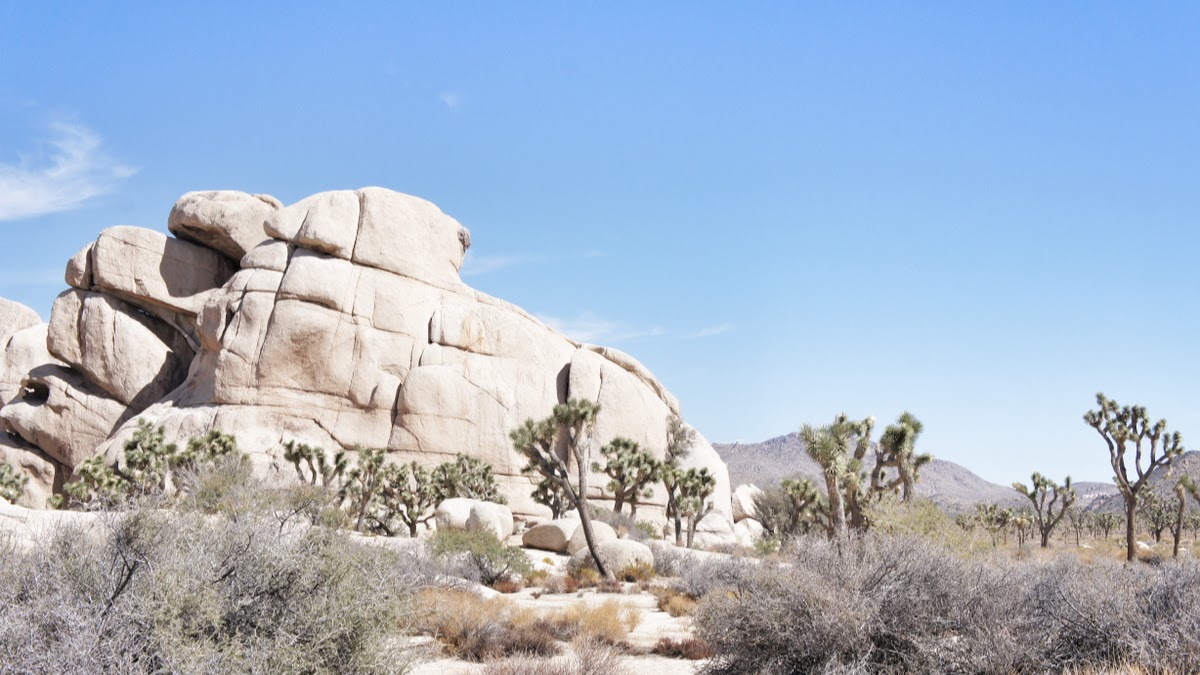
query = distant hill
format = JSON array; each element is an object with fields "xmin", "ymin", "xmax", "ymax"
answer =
[{"xmin": 714, "ymin": 432, "xmax": 1119, "ymax": 513}]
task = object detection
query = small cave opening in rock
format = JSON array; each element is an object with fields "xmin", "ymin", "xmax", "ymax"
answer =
[{"xmin": 20, "ymin": 381, "xmax": 49, "ymax": 405}]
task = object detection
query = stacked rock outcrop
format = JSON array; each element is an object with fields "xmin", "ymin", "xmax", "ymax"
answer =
[{"xmin": 0, "ymin": 188, "xmax": 735, "ymax": 542}]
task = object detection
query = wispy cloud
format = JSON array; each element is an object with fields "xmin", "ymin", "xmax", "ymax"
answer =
[
  {"xmin": 0, "ymin": 122, "xmax": 135, "ymax": 222},
  {"xmin": 537, "ymin": 311, "xmax": 666, "ymax": 344},
  {"xmin": 460, "ymin": 249, "xmax": 607, "ymax": 277},
  {"xmin": 438, "ymin": 91, "xmax": 464, "ymax": 111},
  {"xmin": 460, "ymin": 252, "xmax": 531, "ymax": 277},
  {"xmin": 688, "ymin": 323, "xmax": 733, "ymax": 338}
]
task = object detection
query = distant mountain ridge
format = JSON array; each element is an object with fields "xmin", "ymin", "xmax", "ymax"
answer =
[{"xmin": 714, "ymin": 432, "xmax": 1122, "ymax": 512}]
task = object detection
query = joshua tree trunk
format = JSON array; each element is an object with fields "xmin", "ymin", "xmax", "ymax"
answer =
[
  {"xmin": 613, "ymin": 492, "xmax": 625, "ymax": 515},
  {"xmin": 1125, "ymin": 497, "xmax": 1138, "ymax": 562}
]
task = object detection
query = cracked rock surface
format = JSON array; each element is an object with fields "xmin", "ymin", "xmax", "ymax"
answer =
[{"xmin": 0, "ymin": 189, "xmax": 734, "ymax": 541}]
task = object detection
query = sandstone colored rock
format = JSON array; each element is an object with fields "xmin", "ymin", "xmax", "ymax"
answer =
[
  {"xmin": 569, "ymin": 539, "xmax": 654, "ymax": 575},
  {"xmin": 0, "ymin": 325, "xmax": 60, "ymax": 408},
  {"xmin": 465, "ymin": 501, "xmax": 514, "ymax": 540},
  {"xmin": 168, "ymin": 191, "xmax": 279, "ymax": 261},
  {"xmin": 0, "ymin": 299, "xmax": 41, "ymax": 348},
  {"xmin": 435, "ymin": 497, "xmax": 482, "ymax": 532},
  {"xmin": 64, "ymin": 243, "xmax": 94, "ymax": 289},
  {"xmin": 0, "ymin": 188, "xmax": 738, "ymax": 547},
  {"xmin": 90, "ymin": 226, "xmax": 236, "ymax": 345},
  {"xmin": 732, "ymin": 484, "xmax": 764, "ymax": 523},
  {"xmin": 48, "ymin": 290, "xmax": 194, "ymax": 409},
  {"xmin": 567, "ymin": 520, "xmax": 618, "ymax": 556},
  {"xmin": 0, "ymin": 435, "xmax": 60, "ymax": 509},
  {"xmin": 734, "ymin": 518, "xmax": 765, "ymax": 547},
  {"xmin": 1, "ymin": 365, "xmax": 129, "ymax": 468},
  {"xmin": 522, "ymin": 519, "xmax": 581, "ymax": 553}
]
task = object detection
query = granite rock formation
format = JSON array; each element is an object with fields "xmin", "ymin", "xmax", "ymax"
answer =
[{"xmin": 0, "ymin": 188, "xmax": 735, "ymax": 542}]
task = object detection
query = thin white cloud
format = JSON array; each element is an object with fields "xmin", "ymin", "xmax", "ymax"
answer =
[
  {"xmin": 688, "ymin": 323, "xmax": 733, "ymax": 338},
  {"xmin": 438, "ymin": 91, "xmax": 464, "ymax": 110},
  {"xmin": 460, "ymin": 252, "xmax": 531, "ymax": 277},
  {"xmin": 0, "ymin": 122, "xmax": 135, "ymax": 222},
  {"xmin": 537, "ymin": 311, "xmax": 667, "ymax": 344}
]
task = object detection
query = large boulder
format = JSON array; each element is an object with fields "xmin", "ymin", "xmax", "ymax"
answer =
[
  {"xmin": 569, "ymin": 539, "xmax": 654, "ymax": 575},
  {"xmin": 732, "ymin": 484, "xmax": 764, "ymax": 523},
  {"xmin": 47, "ymin": 290, "xmax": 194, "ymax": 409},
  {"xmin": 168, "ymin": 190, "xmax": 280, "ymax": 261},
  {"xmin": 522, "ymin": 519, "xmax": 581, "ymax": 553},
  {"xmin": 1, "ymin": 365, "xmax": 129, "ymax": 468},
  {"xmin": 734, "ymin": 518, "xmax": 765, "ymax": 547},
  {"xmin": 435, "ymin": 498, "xmax": 481, "ymax": 532},
  {"xmin": 465, "ymin": 501, "xmax": 514, "ymax": 540},
  {"xmin": 567, "ymin": 520, "xmax": 618, "ymax": 556},
  {"xmin": 0, "ymin": 299, "xmax": 40, "ymax": 348}
]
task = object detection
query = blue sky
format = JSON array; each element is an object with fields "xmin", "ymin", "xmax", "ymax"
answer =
[{"xmin": 1, "ymin": 3, "xmax": 1196, "ymax": 486}]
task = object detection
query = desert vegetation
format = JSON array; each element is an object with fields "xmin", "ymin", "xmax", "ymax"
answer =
[{"xmin": 4, "ymin": 391, "xmax": 1200, "ymax": 674}]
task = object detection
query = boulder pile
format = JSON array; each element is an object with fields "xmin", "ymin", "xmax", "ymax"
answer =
[{"xmin": 0, "ymin": 189, "xmax": 735, "ymax": 543}]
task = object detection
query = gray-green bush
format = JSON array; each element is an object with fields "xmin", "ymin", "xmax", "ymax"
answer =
[
  {"xmin": 0, "ymin": 510, "xmax": 418, "ymax": 674},
  {"xmin": 691, "ymin": 534, "xmax": 1200, "ymax": 674}
]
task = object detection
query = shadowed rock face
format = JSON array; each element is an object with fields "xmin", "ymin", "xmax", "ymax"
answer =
[{"xmin": 0, "ymin": 188, "xmax": 735, "ymax": 541}]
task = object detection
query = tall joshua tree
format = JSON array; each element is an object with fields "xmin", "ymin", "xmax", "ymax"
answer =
[
  {"xmin": 1013, "ymin": 472, "xmax": 1077, "ymax": 548},
  {"xmin": 593, "ymin": 437, "xmax": 660, "ymax": 518},
  {"xmin": 877, "ymin": 412, "xmax": 930, "ymax": 502},
  {"xmin": 662, "ymin": 414, "xmax": 696, "ymax": 546},
  {"xmin": 511, "ymin": 398, "xmax": 611, "ymax": 578},
  {"xmin": 1084, "ymin": 393, "xmax": 1185, "ymax": 562}
]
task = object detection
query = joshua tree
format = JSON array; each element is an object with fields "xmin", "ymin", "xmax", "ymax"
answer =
[
  {"xmin": 1139, "ymin": 491, "xmax": 1173, "ymax": 543},
  {"xmin": 1169, "ymin": 477, "xmax": 1196, "ymax": 558},
  {"xmin": 531, "ymin": 476, "xmax": 569, "ymax": 519},
  {"xmin": 798, "ymin": 414, "xmax": 879, "ymax": 538},
  {"xmin": 675, "ymin": 466, "xmax": 717, "ymax": 548},
  {"xmin": 375, "ymin": 461, "xmax": 441, "ymax": 537},
  {"xmin": 975, "ymin": 503, "xmax": 1013, "ymax": 548},
  {"xmin": 283, "ymin": 440, "xmax": 348, "ymax": 490},
  {"xmin": 123, "ymin": 420, "xmax": 179, "ymax": 496},
  {"xmin": 0, "ymin": 462, "xmax": 27, "ymax": 504},
  {"xmin": 511, "ymin": 398, "xmax": 611, "ymax": 578},
  {"xmin": 593, "ymin": 436, "xmax": 661, "ymax": 518},
  {"xmin": 1065, "ymin": 507, "xmax": 1091, "ymax": 546},
  {"xmin": 1094, "ymin": 512, "xmax": 1121, "ymax": 540},
  {"xmin": 877, "ymin": 412, "xmax": 930, "ymax": 502},
  {"xmin": 177, "ymin": 430, "xmax": 240, "ymax": 469},
  {"xmin": 663, "ymin": 414, "xmax": 696, "ymax": 546},
  {"xmin": 432, "ymin": 453, "xmax": 506, "ymax": 503},
  {"xmin": 1013, "ymin": 472, "xmax": 1077, "ymax": 548},
  {"xmin": 345, "ymin": 447, "xmax": 385, "ymax": 532},
  {"xmin": 780, "ymin": 477, "xmax": 825, "ymax": 533},
  {"xmin": 1013, "ymin": 511, "xmax": 1033, "ymax": 550},
  {"xmin": 1084, "ymin": 393, "xmax": 1185, "ymax": 562}
]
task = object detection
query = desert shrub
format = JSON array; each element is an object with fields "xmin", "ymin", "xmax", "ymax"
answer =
[
  {"xmin": 481, "ymin": 638, "xmax": 631, "ymax": 675},
  {"xmin": 173, "ymin": 451, "xmax": 259, "ymax": 516},
  {"xmin": 569, "ymin": 565, "xmax": 602, "ymax": 588},
  {"xmin": 0, "ymin": 509, "xmax": 416, "ymax": 674},
  {"xmin": 0, "ymin": 461, "xmax": 28, "ymax": 503},
  {"xmin": 866, "ymin": 495, "xmax": 974, "ymax": 552},
  {"xmin": 550, "ymin": 600, "xmax": 641, "ymax": 646},
  {"xmin": 534, "ymin": 574, "xmax": 580, "ymax": 596},
  {"xmin": 693, "ymin": 533, "xmax": 1200, "ymax": 674},
  {"xmin": 616, "ymin": 560, "xmax": 655, "ymax": 582},
  {"xmin": 428, "ymin": 529, "xmax": 532, "ymax": 586},
  {"xmin": 636, "ymin": 519, "xmax": 660, "ymax": 539},
  {"xmin": 647, "ymin": 540, "xmax": 687, "ymax": 576},
  {"xmin": 417, "ymin": 589, "xmax": 559, "ymax": 661},
  {"xmin": 670, "ymin": 553, "xmax": 755, "ymax": 600},
  {"xmin": 651, "ymin": 587, "xmax": 698, "ymax": 617},
  {"xmin": 653, "ymin": 636, "xmax": 717, "ymax": 660}
]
